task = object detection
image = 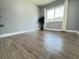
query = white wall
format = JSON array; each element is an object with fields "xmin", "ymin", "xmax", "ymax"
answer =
[
  {"xmin": 67, "ymin": 0, "xmax": 79, "ymax": 31},
  {"xmin": 0, "ymin": 0, "xmax": 39, "ymax": 34}
]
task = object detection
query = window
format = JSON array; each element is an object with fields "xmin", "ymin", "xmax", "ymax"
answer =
[
  {"xmin": 46, "ymin": 5, "xmax": 64, "ymax": 22},
  {"xmin": 47, "ymin": 9, "xmax": 54, "ymax": 20}
]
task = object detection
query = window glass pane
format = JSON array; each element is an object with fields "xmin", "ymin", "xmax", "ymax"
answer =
[
  {"xmin": 47, "ymin": 9, "xmax": 54, "ymax": 21},
  {"xmin": 55, "ymin": 6, "xmax": 64, "ymax": 21},
  {"xmin": 46, "ymin": 5, "xmax": 64, "ymax": 22}
]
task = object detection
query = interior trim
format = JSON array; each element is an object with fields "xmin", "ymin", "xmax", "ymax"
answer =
[
  {"xmin": 0, "ymin": 29, "xmax": 38, "ymax": 38},
  {"xmin": 45, "ymin": 28, "xmax": 79, "ymax": 35}
]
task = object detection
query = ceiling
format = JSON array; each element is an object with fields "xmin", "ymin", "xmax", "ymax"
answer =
[{"xmin": 27, "ymin": 0, "xmax": 56, "ymax": 6}]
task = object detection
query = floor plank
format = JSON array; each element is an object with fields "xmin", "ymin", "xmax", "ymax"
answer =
[{"xmin": 0, "ymin": 30, "xmax": 79, "ymax": 59}]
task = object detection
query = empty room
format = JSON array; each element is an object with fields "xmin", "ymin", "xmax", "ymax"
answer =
[{"xmin": 0, "ymin": 0, "xmax": 79, "ymax": 59}]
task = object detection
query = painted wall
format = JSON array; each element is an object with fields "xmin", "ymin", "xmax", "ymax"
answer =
[
  {"xmin": 0, "ymin": 0, "xmax": 39, "ymax": 34},
  {"xmin": 39, "ymin": 0, "xmax": 64, "ymax": 30},
  {"xmin": 67, "ymin": 0, "xmax": 79, "ymax": 31}
]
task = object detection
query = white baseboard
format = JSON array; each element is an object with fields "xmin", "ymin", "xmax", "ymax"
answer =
[
  {"xmin": 0, "ymin": 28, "xmax": 79, "ymax": 38},
  {"xmin": 0, "ymin": 29, "xmax": 38, "ymax": 38},
  {"xmin": 45, "ymin": 28, "xmax": 79, "ymax": 35},
  {"xmin": 77, "ymin": 32, "xmax": 79, "ymax": 35},
  {"xmin": 66, "ymin": 30, "xmax": 78, "ymax": 33},
  {"xmin": 45, "ymin": 28, "xmax": 62, "ymax": 31},
  {"xmin": 66, "ymin": 30, "xmax": 79, "ymax": 36}
]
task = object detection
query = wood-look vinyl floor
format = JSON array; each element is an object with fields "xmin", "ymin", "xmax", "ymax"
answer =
[{"xmin": 0, "ymin": 30, "xmax": 79, "ymax": 59}]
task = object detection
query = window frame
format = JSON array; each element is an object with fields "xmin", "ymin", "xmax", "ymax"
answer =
[{"xmin": 46, "ymin": 5, "xmax": 64, "ymax": 22}]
